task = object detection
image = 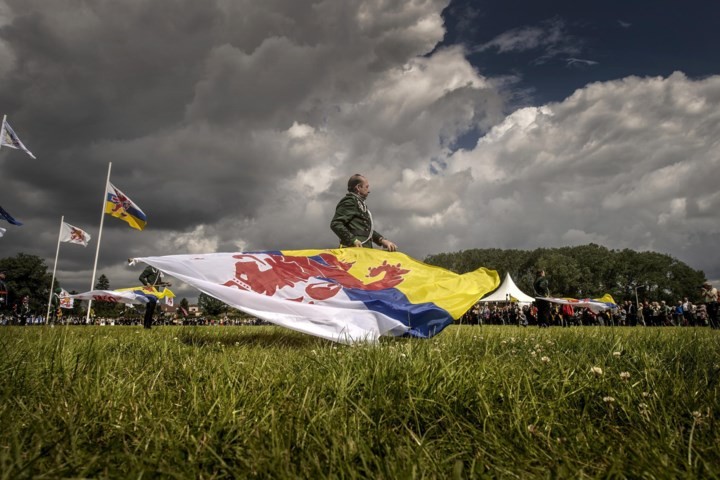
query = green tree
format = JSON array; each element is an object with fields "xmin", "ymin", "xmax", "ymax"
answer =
[
  {"xmin": 0, "ymin": 253, "xmax": 53, "ymax": 314},
  {"xmin": 93, "ymin": 274, "xmax": 117, "ymax": 317},
  {"xmin": 198, "ymin": 292, "xmax": 228, "ymax": 316},
  {"xmin": 179, "ymin": 297, "xmax": 190, "ymax": 315}
]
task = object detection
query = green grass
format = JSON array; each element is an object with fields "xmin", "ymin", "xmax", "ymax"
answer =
[{"xmin": 0, "ymin": 325, "xmax": 718, "ymax": 479}]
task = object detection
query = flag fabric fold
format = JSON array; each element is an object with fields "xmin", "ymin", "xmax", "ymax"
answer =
[
  {"xmin": 536, "ymin": 294, "xmax": 618, "ymax": 313},
  {"xmin": 133, "ymin": 249, "xmax": 500, "ymax": 344},
  {"xmin": 105, "ymin": 182, "xmax": 147, "ymax": 230},
  {"xmin": 69, "ymin": 286, "xmax": 174, "ymax": 305},
  {"xmin": 0, "ymin": 118, "xmax": 36, "ymax": 159},
  {"xmin": 60, "ymin": 222, "xmax": 92, "ymax": 246},
  {"xmin": 0, "ymin": 205, "xmax": 22, "ymax": 226}
]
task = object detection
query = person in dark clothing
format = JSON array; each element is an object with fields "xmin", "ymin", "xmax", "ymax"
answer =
[
  {"xmin": 330, "ymin": 174, "xmax": 397, "ymax": 251},
  {"xmin": 139, "ymin": 266, "xmax": 162, "ymax": 329},
  {"xmin": 533, "ymin": 269, "xmax": 550, "ymax": 328}
]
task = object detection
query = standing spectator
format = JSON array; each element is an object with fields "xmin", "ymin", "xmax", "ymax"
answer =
[
  {"xmin": 533, "ymin": 269, "xmax": 550, "ymax": 328},
  {"xmin": 700, "ymin": 282, "xmax": 718, "ymax": 329}
]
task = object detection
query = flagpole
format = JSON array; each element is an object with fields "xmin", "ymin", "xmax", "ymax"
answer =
[
  {"xmin": 86, "ymin": 162, "xmax": 112, "ymax": 324},
  {"xmin": 46, "ymin": 215, "xmax": 64, "ymax": 326}
]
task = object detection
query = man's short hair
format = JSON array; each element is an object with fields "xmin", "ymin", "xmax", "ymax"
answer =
[{"xmin": 347, "ymin": 174, "xmax": 365, "ymax": 193}]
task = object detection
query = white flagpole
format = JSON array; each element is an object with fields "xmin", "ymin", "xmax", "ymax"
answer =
[
  {"xmin": 46, "ymin": 215, "xmax": 64, "ymax": 326},
  {"xmin": 86, "ymin": 162, "xmax": 112, "ymax": 324}
]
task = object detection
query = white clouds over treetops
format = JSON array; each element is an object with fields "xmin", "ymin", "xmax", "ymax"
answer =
[
  {"xmin": 0, "ymin": 0, "xmax": 718, "ymax": 299},
  {"xmin": 447, "ymin": 72, "xmax": 720, "ymax": 280}
]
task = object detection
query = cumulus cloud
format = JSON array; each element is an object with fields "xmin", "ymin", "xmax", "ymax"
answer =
[{"xmin": 446, "ymin": 72, "xmax": 720, "ymax": 279}]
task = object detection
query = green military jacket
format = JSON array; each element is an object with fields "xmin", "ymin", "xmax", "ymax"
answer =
[
  {"xmin": 139, "ymin": 266, "xmax": 162, "ymax": 286},
  {"xmin": 330, "ymin": 193, "xmax": 384, "ymax": 248},
  {"xmin": 533, "ymin": 276, "xmax": 549, "ymax": 297}
]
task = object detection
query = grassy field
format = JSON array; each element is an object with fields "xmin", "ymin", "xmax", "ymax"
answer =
[{"xmin": 0, "ymin": 325, "xmax": 718, "ymax": 479}]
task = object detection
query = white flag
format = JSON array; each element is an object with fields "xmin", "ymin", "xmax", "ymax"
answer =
[
  {"xmin": 59, "ymin": 289, "xmax": 74, "ymax": 309},
  {"xmin": 0, "ymin": 227, "xmax": 5, "ymax": 237},
  {"xmin": 0, "ymin": 117, "xmax": 36, "ymax": 159},
  {"xmin": 165, "ymin": 296, "xmax": 174, "ymax": 307},
  {"xmin": 60, "ymin": 222, "xmax": 91, "ymax": 247}
]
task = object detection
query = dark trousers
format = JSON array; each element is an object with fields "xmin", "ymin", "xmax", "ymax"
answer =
[
  {"xmin": 143, "ymin": 298, "xmax": 157, "ymax": 329},
  {"xmin": 536, "ymin": 300, "xmax": 551, "ymax": 326}
]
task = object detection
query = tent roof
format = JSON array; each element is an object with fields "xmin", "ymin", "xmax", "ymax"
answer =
[{"xmin": 479, "ymin": 272, "xmax": 535, "ymax": 303}]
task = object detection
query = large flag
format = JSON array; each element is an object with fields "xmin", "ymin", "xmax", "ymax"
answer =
[
  {"xmin": 60, "ymin": 222, "xmax": 92, "ymax": 247},
  {"xmin": 0, "ymin": 117, "xmax": 36, "ymax": 159},
  {"xmin": 537, "ymin": 294, "xmax": 618, "ymax": 313},
  {"xmin": 105, "ymin": 182, "xmax": 147, "ymax": 230},
  {"xmin": 132, "ymin": 249, "xmax": 500, "ymax": 344},
  {"xmin": 0, "ymin": 205, "xmax": 22, "ymax": 226},
  {"xmin": 69, "ymin": 285, "xmax": 174, "ymax": 305}
]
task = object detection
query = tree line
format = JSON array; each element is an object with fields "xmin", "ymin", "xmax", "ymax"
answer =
[{"xmin": 423, "ymin": 243, "xmax": 706, "ymax": 304}]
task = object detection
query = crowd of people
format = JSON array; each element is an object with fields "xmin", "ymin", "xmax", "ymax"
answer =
[{"xmin": 463, "ymin": 291, "xmax": 718, "ymax": 329}]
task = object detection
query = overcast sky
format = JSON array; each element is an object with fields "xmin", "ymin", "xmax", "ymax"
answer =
[{"xmin": 1, "ymin": 0, "xmax": 719, "ymax": 302}]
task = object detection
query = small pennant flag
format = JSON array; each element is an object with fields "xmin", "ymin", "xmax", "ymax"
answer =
[
  {"xmin": 105, "ymin": 182, "xmax": 147, "ymax": 230},
  {"xmin": 0, "ymin": 205, "xmax": 22, "ymax": 226},
  {"xmin": 60, "ymin": 222, "xmax": 91, "ymax": 247},
  {"xmin": 0, "ymin": 117, "xmax": 36, "ymax": 159}
]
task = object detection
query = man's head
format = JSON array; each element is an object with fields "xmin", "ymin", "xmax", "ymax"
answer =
[
  {"xmin": 536, "ymin": 269, "xmax": 545, "ymax": 277},
  {"xmin": 347, "ymin": 174, "xmax": 370, "ymax": 199}
]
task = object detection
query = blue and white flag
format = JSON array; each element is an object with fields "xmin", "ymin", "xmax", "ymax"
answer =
[
  {"xmin": 0, "ymin": 205, "xmax": 22, "ymax": 226},
  {"xmin": 0, "ymin": 117, "xmax": 36, "ymax": 159},
  {"xmin": 0, "ymin": 227, "xmax": 6, "ymax": 237}
]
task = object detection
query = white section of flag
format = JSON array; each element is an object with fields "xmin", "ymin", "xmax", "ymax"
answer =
[
  {"xmin": 60, "ymin": 222, "xmax": 91, "ymax": 247},
  {"xmin": 0, "ymin": 118, "xmax": 36, "ymax": 159},
  {"xmin": 0, "ymin": 227, "xmax": 5, "ymax": 237}
]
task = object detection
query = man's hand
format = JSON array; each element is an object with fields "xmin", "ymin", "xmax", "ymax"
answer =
[
  {"xmin": 353, "ymin": 239, "xmax": 363, "ymax": 248},
  {"xmin": 381, "ymin": 238, "xmax": 397, "ymax": 252}
]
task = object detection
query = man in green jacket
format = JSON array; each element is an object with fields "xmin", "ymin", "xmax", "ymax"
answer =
[
  {"xmin": 331, "ymin": 174, "xmax": 397, "ymax": 251},
  {"xmin": 139, "ymin": 266, "xmax": 163, "ymax": 329},
  {"xmin": 533, "ymin": 269, "xmax": 550, "ymax": 328}
]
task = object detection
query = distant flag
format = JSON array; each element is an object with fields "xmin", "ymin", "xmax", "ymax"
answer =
[
  {"xmin": 59, "ymin": 289, "xmax": 74, "ymax": 309},
  {"xmin": 0, "ymin": 116, "xmax": 36, "ymax": 159},
  {"xmin": 0, "ymin": 205, "xmax": 22, "ymax": 226},
  {"xmin": 105, "ymin": 182, "xmax": 147, "ymax": 230},
  {"xmin": 165, "ymin": 296, "xmax": 174, "ymax": 307},
  {"xmin": 0, "ymin": 227, "xmax": 5, "ymax": 237},
  {"xmin": 180, "ymin": 306, "xmax": 189, "ymax": 316},
  {"xmin": 60, "ymin": 222, "xmax": 92, "ymax": 247}
]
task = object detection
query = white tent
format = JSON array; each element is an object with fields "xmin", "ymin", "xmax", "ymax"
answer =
[{"xmin": 478, "ymin": 273, "xmax": 535, "ymax": 304}]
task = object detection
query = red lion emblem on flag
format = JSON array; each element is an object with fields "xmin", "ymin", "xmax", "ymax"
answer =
[{"xmin": 222, "ymin": 252, "xmax": 409, "ymax": 302}]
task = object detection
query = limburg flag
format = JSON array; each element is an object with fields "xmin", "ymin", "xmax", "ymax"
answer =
[
  {"xmin": 132, "ymin": 249, "xmax": 500, "ymax": 344},
  {"xmin": 105, "ymin": 182, "xmax": 147, "ymax": 230}
]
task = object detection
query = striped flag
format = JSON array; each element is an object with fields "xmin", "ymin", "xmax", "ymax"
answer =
[{"xmin": 105, "ymin": 182, "xmax": 147, "ymax": 230}]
